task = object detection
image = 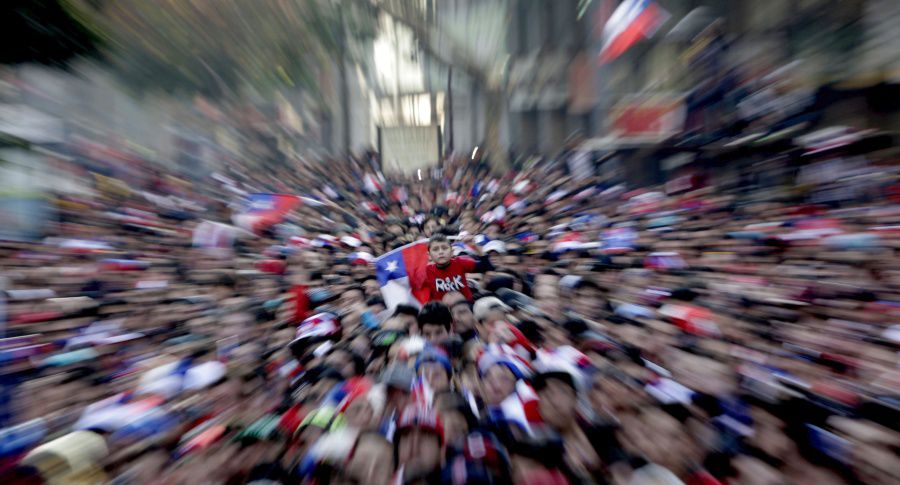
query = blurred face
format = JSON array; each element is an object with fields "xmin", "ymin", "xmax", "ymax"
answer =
[
  {"xmin": 440, "ymin": 410, "xmax": 468, "ymax": 446},
  {"xmin": 429, "ymin": 241, "xmax": 453, "ymax": 267},
  {"xmin": 441, "ymin": 291, "xmax": 467, "ymax": 308},
  {"xmin": 351, "ymin": 263, "xmax": 371, "ymax": 280},
  {"xmin": 423, "ymin": 220, "xmax": 438, "ymax": 237},
  {"xmin": 350, "ymin": 334, "xmax": 371, "ymax": 358},
  {"xmin": 344, "ymin": 397, "xmax": 376, "ymax": 429},
  {"xmin": 396, "ymin": 314, "xmax": 418, "ymax": 333},
  {"xmin": 590, "ymin": 374, "xmax": 635, "ymax": 413},
  {"xmin": 397, "ymin": 429, "xmax": 442, "ymax": 476},
  {"xmin": 501, "ymin": 254, "xmax": 521, "ymax": 268},
  {"xmin": 343, "ymin": 435, "xmax": 394, "ymax": 485},
  {"xmin": 575, "ymin": 286, "xmax": 605, "ymax": 318},
  {"xmin": 420, "ymin": 362, "xmax": 450, "ymax": 393},
  {"xmin": 482, "ymin": 365, "xmax": 517, "ymax": 405},
  {"xmin": 386, "ymin": 387, "xmax": 410, "ymax": 414},
  {"xmin": 421, "ymin": 323, "xmax": 449, "ymax": 343},
  {"xmin": 326, "ymin": 350, "xmax": 356, "ymax": 378},
  {"xmin": 621, "ymin": 409, "xmax": 698, "ymax": 476},
  {"xmin": 451, "ymin": 303, "xmax": 476, "ymax": 334},
  {"xmin": 362, "ymin": 279, "xmax": 381, "ymax": 298},
  {"xmin": 343, "ymin": 289, "xmax": 365, "ymax": 308},
  {"xmin": 537, "ymin": 379, "xmax": 577, "ymax": 429},
  {"xmin": 482, "ymin": 307, "xmax": 508, "ymax": 326}
]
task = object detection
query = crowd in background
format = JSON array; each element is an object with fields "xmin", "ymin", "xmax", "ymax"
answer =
[{"xmin": 1, "ymin": 145, "xmax": 899, "ymax": 485}]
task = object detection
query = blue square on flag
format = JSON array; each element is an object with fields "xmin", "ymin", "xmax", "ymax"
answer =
[
  {"xmin": 376, "ymin": 250, "xmax": 408, "ymax": 286},
  {"xmin": 375, "ymin": 241, "xmax": 430, "ymax": 309}
]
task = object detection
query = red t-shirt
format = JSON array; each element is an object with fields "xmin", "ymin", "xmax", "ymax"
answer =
[
  {"xmin": 290, "ymin": 284, "xmax": 310, "ymax": 323},
  {"xmin": 424, "ymin": 256, "xmax": 476, "ymax": 301}
]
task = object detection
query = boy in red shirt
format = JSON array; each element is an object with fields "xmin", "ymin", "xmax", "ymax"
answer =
[{"xmin": 424, "ymin": 233, "xmax": 493, "ymax": 302}]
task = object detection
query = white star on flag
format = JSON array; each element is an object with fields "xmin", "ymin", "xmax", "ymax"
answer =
[{"xmin": 385, "ymin": 260, "xmax": 399, "ymax": 272}]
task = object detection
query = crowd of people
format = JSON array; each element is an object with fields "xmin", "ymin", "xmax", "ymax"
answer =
[{"xmin": 1, "ymin": 146, "xmax": 899, "ymax": 485}]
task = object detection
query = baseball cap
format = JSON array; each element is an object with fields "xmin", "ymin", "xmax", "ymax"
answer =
[{"xmin": 473, "ymin": 297, "xmax": 511, "ymax": 322}]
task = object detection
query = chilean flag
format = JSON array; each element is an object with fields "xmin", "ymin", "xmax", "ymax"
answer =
[
  {"xmin": 599, "ymin": 0, "xmax": 669, "ymax": 63},
  {"xmin": 375, "ymin": 240, "xmax": 430, "ymax": 310},
  {"xmin": 233, "ymin": 193, "xmax": 301, "ymax": 233}
]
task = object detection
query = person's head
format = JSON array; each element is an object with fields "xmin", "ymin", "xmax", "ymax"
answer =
[
  {"xmin": 342, "ymin": 390, "xmax": 382, "ymax": 430},
  {"xmin": 501, "ymin": 253, "xmax": 523, "ymax": 269},
  {"xmin": 388, "ymin": 223, "xmax": 405, "ymax": 236},
  {"xmin": 441, "ymin": 291, "xmax": 467, "ymax": 308},
  {"xmin": 480, "ymin": 363, "xmax": 518, "ymax": 406},
  {"xmin": 343, "ymin": 431, "xmax": 394, "ymax": 485},
  {"xmin": 342, "ymin": 285, "xmax": 366, "ymax": 308},
  {"xmin": 416, "ymin": 352, "xmax": 453, "ymax": 393},
  {"xmin": 428, "ymin": 234, "xmax": 453, "ymax": 267},
  {"xmin": 620, "ymin": 406, "xmax": 699, "ymax": 476},
  {"xmin": 450, "ymin": 300, "xmax": 477, "ymax": 336},
  {"xmin": 389, "ymin": 305, "xmax": 419, "ymax": 333},
  {"xmin": 380, "ymin": 365, "xmax": 414, "ymax": 413},
  {"xmin": 361, "ymin": 276, "xmax": 381, "ymax": 299},
  {"xmin": 533, "ymin": 372, "xmax": 578, "ymax": 430},
  {"xmin": 473, "ymin": 296, "xmax": 511, "ymax": 326},
  {"xmin": 366, "ymin": 296, "xmax": 386, "ymax": 314},
  {"xmin": 417, "ymin": 302, "xmax": 452, "ymax": 343},
  {"xmin": 395, "ymin": 408, "xmax": 444, "ymax": 479},
  {"xmin": 325, "ymin": 347, "xmax": 364, "ymax": 379},
  {"xmin": 573, "ymin": 279, "xmax": 606, "ymax": 318},
  {"xmin": 349, "ymin": 332, "xmax": 372, "ymax": 359},
  {"xmin": 422, "ymin": 218, "xmax": 439, "ymax": 237},
  {"xmin": 589, "ymin": 369, "xmax": 638, "ymax": 413},
  {"xmin": 351, "ymin": 261, "xmax": 373, "ymax": 280},
  {"xmin": 434, "ymin": 392, "xmax": 474, "ymax": 446}
]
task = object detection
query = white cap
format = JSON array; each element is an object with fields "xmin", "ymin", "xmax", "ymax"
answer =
[
  {"xmin": 483, "ymin": 240, "xmax": 507, "ymax": 254},
  {"xmin": 473, "ymin": 296, "xmax": 511, "ymax": 322},
  {"xmin": 341, "ymin": 236, "xmax": 362, "ymax": 247}
]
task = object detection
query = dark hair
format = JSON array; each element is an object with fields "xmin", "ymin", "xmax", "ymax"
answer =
[
  {"xmin": 574, "ymin": 279, "xmax": 603, "ymax": 292},
  {"xmin": 450, "ymin": 299, "xmax": 473, "ymax": 312},
  {"xmin": 344, "ymin": 284, "xmax": 364, "ymax": 295},
  {"xmin": 516, "ymin": 319, "xmax": 543, "ymax": 346},
  {"xmin": 218, "ymin": 274, "xmax": 237, "ymax": 288},
  {"xmin": 417, "ymin": 301, "xmax": 453, "ymax": 331},
  {"xmin": 393, "ymin": 304, "xmax": 419, "ymax": 318},
  {"xmin": 366, "ymin": 296, "xmax": 385, "ymax": 307},
  {"xmin": 427, "ymin": 233, "xmax": 450, "ymax": 249},
  {"xmin": 485, "ymin": 274, "xmax": 515, "ymax": 293},
  {"xmin": 562, "ymin": 318, "xmax": 589, "ymax": 337}
]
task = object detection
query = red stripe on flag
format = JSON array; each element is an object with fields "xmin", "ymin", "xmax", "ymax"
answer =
[
  {"xmin": 401, "ymin": 242, "xmax": 431, "ymax": 304},
  {"xmin": 600, "ymin": 3, "xmax": 662, "ymax": 63}
]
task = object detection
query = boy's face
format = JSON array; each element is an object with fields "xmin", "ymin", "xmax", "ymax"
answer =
[
  {"xmin": 429, "ymin": 241, "xmax": 453, "ymax": 266},
  {"xmin": 421, "ymin": 323, "xmax": 449, "ymax": 343}
]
